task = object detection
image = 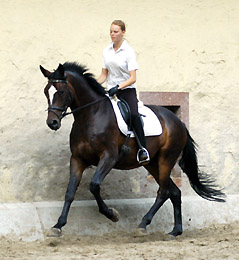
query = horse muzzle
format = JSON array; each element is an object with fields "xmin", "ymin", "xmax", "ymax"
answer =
[
  {"xmin": 46, "ymin": 105, "xmax": 66, "ymax": 130},
  {"xmin": 47, "ymin": 118, "xmax": 61, "ymax": 131}
]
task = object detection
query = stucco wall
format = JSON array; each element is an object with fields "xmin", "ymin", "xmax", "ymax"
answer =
[{"xmin": 0, "ymin": 0, "xmax": 238, "ymax": 202}]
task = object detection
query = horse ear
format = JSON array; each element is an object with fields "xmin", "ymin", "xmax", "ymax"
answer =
[
  {"xmin": 40, "ymin": 65, "xmax": 51, "ymax": 78},
  {"xmin": 57, "ymin": 63, "xmax": 65, "ymax": 77}
]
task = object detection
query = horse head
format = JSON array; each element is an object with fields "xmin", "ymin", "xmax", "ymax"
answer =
[{"xmin": 40, "ymin": 64, "xmax": 72, "ymax": 131}]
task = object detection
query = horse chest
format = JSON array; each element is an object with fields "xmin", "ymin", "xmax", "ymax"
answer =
[{"xmin": 70, "ymin": 140, "xmax": 100, "ymax": 163}]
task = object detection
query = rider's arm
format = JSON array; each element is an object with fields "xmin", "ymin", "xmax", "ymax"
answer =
[
  {"xmin": 118, "ymin": 70, "xmax": 136, "ymax": 89},
  {"xmin": 97, "ymin": 68, "xmax": 108, "ymax": 85}
]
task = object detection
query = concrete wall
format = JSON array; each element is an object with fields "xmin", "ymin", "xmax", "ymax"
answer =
[{"xmin": 0, "ymin": 0, "xmax": 239, "ymax": 203}]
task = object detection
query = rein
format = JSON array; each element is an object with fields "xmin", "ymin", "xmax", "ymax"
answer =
[
  {"xmin": 47, "ymin": 79, "xmax": 107, "ymax": 120},
  {"xmin": 62, "ymin": 97, "xmax": 107, "ymax": 118}
]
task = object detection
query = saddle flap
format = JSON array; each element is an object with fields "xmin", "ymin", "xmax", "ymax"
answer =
[{"xmin": 117, "ymin": 100, "xmax": 131, "ymax": 126}]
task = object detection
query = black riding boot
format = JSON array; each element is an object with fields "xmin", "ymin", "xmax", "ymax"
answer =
[{"xmin": 132, "ymin": 115, "xmax": 150, "ymax": 163}]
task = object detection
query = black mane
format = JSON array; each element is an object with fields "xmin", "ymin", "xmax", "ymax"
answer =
[{"xmin": 63, "ymin": 62, "xmax": 106, "ymax": 96}]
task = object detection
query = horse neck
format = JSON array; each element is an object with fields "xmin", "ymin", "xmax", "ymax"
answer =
[
  {"xmin": 68, "ymin": 76, "xmax": 106, "ymax": 119},
  {"xmin": 71, "ymin": 75, "xmax": 102, "ymax": 109}
]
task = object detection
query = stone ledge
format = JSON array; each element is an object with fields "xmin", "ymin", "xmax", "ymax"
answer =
[{"xmin": 0, "ymin": 195, "xmax": 238, "ymax": 241}]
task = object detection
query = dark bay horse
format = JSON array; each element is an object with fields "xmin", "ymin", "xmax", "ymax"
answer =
[{"xmin": 40, "ymin": 62, "xmax": 225, "ymax": 237}]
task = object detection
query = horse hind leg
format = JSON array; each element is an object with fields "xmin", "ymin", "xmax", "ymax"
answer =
[
  {"xmin": 137, "ymin": 161, "xmax": 171, "ymax": 236},
  {"xmin": 137, "ymin": 157, "xmax": 183, "ymax": 237},
  {"xmin": 136, "ymin": 188, "xmax": 170, "ymax": 236},
  {"xmin": 168, "ymin": 178, "xmax": 183, "ymax": 236}
]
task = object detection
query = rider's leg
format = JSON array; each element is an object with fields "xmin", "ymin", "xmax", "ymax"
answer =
[
  {"xmin": 131, "ymin": 115, "xmax": 150, "ymax": 163},
  {"xmin": 117, "ymin": 88, "xmax": 150, "ymax": 163}
]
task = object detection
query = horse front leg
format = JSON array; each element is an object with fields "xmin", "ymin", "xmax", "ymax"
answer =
[
  {"xmin": 48, "ymin": 156, "xmax": 86, "ymax": 237},
  {"xmin": 89, "ymin": 151, "xmax": 119, "ymax": 222}
]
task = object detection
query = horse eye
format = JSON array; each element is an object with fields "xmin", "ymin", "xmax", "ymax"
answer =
[{"xmin": 58, "ymin": 90, "xmax": 64, "ymax": 95}]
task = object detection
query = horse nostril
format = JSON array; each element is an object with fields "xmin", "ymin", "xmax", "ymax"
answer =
[
  {"xmin": 52, "ymin": 120, "xmax": 58, "ymax": 127},
  {"xmin": 47, "ymin": 119, "xmax": 60, "ymax": 130}
]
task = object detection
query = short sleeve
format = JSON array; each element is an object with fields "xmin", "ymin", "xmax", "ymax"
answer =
[
  {"xmin": 102, "ymin": 52, "xmax": 107, "ymax": 69},
  {"xmin": 127, "ymin": 49, "xmax": 138, "ymax": 71}
]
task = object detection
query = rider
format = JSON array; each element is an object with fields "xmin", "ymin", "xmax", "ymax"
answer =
[{"xmin": 97, "ymin": 20, "xmax": 150, "ymax": 164}]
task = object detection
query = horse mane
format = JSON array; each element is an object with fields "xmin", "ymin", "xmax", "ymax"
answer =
[{"xmin": 63, "ymin": 62, "xmax": 106, "ymax": 96}]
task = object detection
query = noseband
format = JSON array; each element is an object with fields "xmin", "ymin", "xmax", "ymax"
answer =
[{"xmin": 47, "ymin": 79, "xmax": 107, "ymax": 120}]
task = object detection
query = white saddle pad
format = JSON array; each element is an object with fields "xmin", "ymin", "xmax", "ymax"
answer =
[{"xmin": 110, "ymin": 97, "xmax": 162, "ymax": 137}]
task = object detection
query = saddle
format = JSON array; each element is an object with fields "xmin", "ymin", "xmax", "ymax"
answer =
[
  {"xmin": 110, "ymin": 97, "xmax": 162, "ymax": 157},
  {"xmin": 110, "ymin": 97, "xmax": 162, "ymax": 137},
  {"xmin": 117, "ymin": 98, "xmax": 131, "ymax": 129},
  {"xmin": 117, "ymin": 98, "xmax": 144, "ymax": 131}
]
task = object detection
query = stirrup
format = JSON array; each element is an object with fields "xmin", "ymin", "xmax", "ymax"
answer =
[{"xmin": 137, "ymin": 148, "xmax": 150, "ymax": 164}]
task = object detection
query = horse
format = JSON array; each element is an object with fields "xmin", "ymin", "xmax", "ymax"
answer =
[{"xmin": 40, "ymin": 62, "xmax": 225, "ymax": 237}]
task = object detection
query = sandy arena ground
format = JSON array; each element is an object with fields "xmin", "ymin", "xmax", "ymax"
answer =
[{"xmin": 1, "ymin": 223, "xmax": 239, "ymax": 260}]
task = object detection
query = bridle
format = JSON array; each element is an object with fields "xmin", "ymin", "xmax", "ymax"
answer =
[
  {"xmin": 47, "ymin": 78, "xmax": 107, "ymax": 120},
  {"xmin": 47, "ymin": 79, "xmax": 72, "ymax": 120}
]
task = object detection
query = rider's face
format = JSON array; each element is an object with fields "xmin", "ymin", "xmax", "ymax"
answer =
[{"xmin": 110, "ymin": 24, "xmax": 125, "ymax": 44}]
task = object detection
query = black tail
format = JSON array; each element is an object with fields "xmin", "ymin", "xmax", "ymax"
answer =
[{"xmin": 179, "ymin": 129, "xmax": 226, "ymax": 202}]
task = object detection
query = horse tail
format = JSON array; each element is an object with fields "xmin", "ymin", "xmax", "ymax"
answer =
[{"xmin": 179, "ymin": 129, "xmax": 226, "ymax": 202}]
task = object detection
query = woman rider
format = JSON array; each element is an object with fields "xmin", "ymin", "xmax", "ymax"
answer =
[{"xmin": 97, "ymin": 20, "xmax": 150, "ymax": 164}]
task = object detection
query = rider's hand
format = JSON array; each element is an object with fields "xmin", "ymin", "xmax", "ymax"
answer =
[{"xmin": 108, "ymin": 85, "xmax": 119, "ymax": 96}]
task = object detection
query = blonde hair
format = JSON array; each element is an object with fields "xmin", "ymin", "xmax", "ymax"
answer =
[{"xmin": 111, "ymin": 20, "xmax": 126, "ymax": 32}]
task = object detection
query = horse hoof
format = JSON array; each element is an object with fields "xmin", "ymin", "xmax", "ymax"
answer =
[
  {"xmin": 168, "ymin": 228, "xmax": 182, "ymax": 238},
  {"xmin": 167, "ymin": 233, "xmax": 177, "ymax": 240},
  {"xmin": 109, "ymin": 208, "xmax": 120, "ymax": 222},
  {"xmin": 47, "ymin": 228, "xmax": 62, "ymax": 237},
  {"xmin": 135, "ymin": 228, "xmax": 147, "ymax": 236}
]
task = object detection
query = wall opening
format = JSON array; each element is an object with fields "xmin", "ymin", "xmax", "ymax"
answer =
[{"xmin": 163, "ymin": 105, "xmax": 180, "ymax": 115}]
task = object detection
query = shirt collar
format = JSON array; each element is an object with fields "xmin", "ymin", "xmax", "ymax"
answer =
[{"xmin": 110, "ymin": 40, "xmax": 126, "ymax": 52}]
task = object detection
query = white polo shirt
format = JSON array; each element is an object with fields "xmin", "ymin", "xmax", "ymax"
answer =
[{"xmin": 102, "ymin": 40, "xmax": 138, "ymax": 90}]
